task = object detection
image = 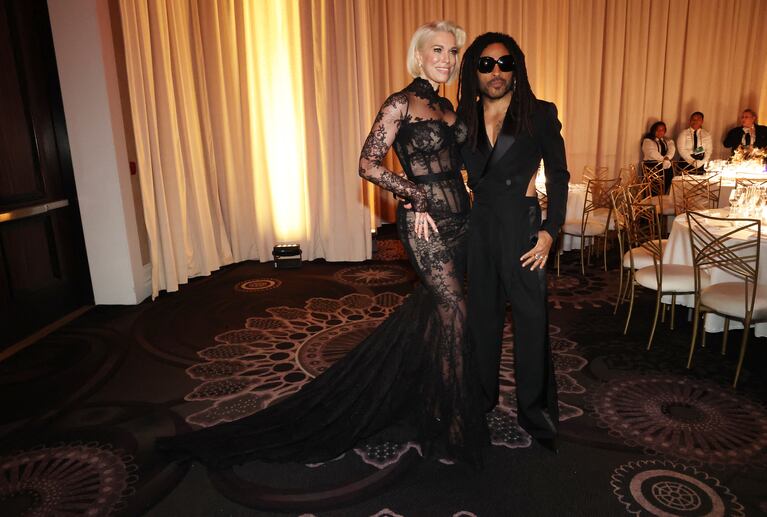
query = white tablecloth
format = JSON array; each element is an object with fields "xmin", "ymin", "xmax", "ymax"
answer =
[
  {"xmin": 661, "ymin": 208, "xmax": 767, "ymax": 336},
  {"xmin": 551, "ymin": 183, "xmax": 615, "ymax": 252}
]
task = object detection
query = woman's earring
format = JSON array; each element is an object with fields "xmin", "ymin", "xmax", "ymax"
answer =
[{"xmin": 512, "ymin": 77, "xmax": 517, "ymax": 93}]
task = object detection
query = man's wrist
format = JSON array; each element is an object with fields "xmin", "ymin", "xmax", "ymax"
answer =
[{"xmin": 540, "ymin": 226, "xmax": 557, "ymax": 242}]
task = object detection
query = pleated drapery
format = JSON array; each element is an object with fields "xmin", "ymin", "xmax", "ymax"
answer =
[{"xmin": 118, "ymin": 0, "xmax": 767, "ymax": 297}]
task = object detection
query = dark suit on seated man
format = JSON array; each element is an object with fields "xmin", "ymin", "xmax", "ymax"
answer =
[
  {"xmin": 724, "ymin": 108, "xmax": 767, "ymax": 155},
  {"xmin": 457, "ymin": 32, "xmax": 569, "ymax": 450}
]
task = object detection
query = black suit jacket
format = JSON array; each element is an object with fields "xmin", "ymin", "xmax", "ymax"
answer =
[
  {"xmin": 461, "ymin": 99, "xmax": 569, "ymax": 240},
  {"xmin": 723, "ymin": 124, "xmax": 767, "ymax": 152}
]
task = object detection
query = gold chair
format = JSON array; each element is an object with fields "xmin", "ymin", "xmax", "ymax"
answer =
[
  {"xmin": 611, "ymin": 187, "xmax": 653, "ymax": 314},
  {"xmin": 612, "ymin": 181, "xmax": 671, "ymax": 313},
  {"xmin": 686, "ymin": 211, "xmax": 767, "ymax": 387},
  {"xmin": 612, "ymin": 184, "xmax": 672, "ymax": 314},
  {"xmin": 557, "ymin": 176, "xmax": 621, "ymax": 275},
  {"xmin": 610, "ymin": 188, "xmax": 630, "ymax": 312},
  {"xmin": 623, "ymin": 201, "xmax": 699, "ymax": 348},
  {"xmin": 625, "ymin": 179, "xmax": 654, "ymax": 204},
  {"xmin": 734, "ymin": 177, "xmax": 767, "ymax": 189},
  {"xmin": 582, "ymin": 165, "xmax": 610, "ymax": 182},
  {"xmin": 619, "ymin": 164, "xmax": 639, "ymax": 186},
  {"xmin": 642, "ymin": 161, "xmax": 675, "ymax": 231},
  {"xmin": 671, "ymin": 174, "xmax": 713, "ymax": 215},
  {"xmin": 672, "ymin": 160, "xmax": 696, "ymax": 177},
  {"xmin": 707, "ymin": 174, "xmax": 722, "ymax": 208}
]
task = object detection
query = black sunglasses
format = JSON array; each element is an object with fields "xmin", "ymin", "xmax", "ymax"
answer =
[{"xmin": 477, "ymin": 55, "xmax": 515, "ymax": 74}]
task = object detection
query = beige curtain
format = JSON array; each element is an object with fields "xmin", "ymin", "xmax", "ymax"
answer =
[
  {"xmin": 118, "ymin": 0, "xmax": 767, "ymax": 297},
  {"xmin": 443, "ymin": 0, "xmax": 767, "ymax": 181},
  {"xmin": 318, "ymin": 0, "xmax": 767, "ymax": 220},
  {"xmin": 300, "ymin": 0, "xmax": 375, "ymax": 258},
  {"xmin": 119, "ymin": 0, "xmax": 373, "ymax": 297}
]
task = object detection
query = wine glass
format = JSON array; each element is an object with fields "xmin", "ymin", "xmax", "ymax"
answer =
[{"xmin": 729, "ymin": 187, "xmax": 741, "ymax": 216}]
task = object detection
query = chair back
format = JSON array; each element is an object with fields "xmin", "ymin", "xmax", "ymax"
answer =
[
  {"xmin": 628, "ymin": 201, "xmax": 664, "ymax": 261},
  {"xmin": 583, "ymin": 177, "xmax": 621, "ymax": 230},
  {"xmin": 735, "ymin": 178, "xmax": 767, "ymax": 189},
  {"xmin": 672, "ymin": 160, "xmax": 695, "ymax": 177},
  {"xmin": 610, "ymin": 186, "xmax": 631, "ymax": 233},
  {"xmin": 619, "ymin": 165, "xmax": 639, "ymax": 186},
  {"xmin": 672, "ymin": 175, "xmax": 713, "ymax": 215},
  {"xmin": 586, "ymin": 177, "xmax": 621, "ymax": 208},
  {"xmin": 642, "ymin": 160, "xmax": 665, "ymax": 184},
  {"xmin": 686, "ymin": 211, "xmax": 761, "ymax": 313},
  {"xmin": 625, "ymin": 180, "xmax": 653, "ymax": 204},
  {"xmin": 621, "ymin": 200, "xmax": 664, "ymax": 284},
  {"xmin": 583, "ymin": 166, "xmax": 610, "ymax": 182}
]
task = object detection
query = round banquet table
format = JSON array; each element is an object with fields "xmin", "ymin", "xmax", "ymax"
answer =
[{"xmin": 661, "ymin": 207, "xmax": 767, "ymax": 336}]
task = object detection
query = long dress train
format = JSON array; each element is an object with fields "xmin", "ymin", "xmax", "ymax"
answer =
[{"xmin": 157, "ymin": 78, "xmax": 488, "ymax": 468}]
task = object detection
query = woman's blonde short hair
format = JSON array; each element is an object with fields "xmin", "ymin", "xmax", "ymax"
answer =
[{"xmin": 406, "ymin": 20, "xmax": 466, "ymax": 82}]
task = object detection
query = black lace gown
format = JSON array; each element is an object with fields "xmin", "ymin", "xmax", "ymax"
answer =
[{"xmin": 158, "ymin": 78, "xmax": 489, "ymax": 468}]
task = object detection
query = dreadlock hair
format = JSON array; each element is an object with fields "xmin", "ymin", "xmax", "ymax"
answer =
[{"xmin": 457, "ymin": 32, "xmax": 537, "ymax": 151}]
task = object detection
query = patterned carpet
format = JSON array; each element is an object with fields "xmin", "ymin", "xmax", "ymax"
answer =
[{"xmin": 1, "ymin": 235, "xmax": 766, "ymax": 516}]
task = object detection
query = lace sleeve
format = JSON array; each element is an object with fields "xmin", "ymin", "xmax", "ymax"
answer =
[{"xmin": 358, "ymin": 92, "xmax": 428, "ymax": 211}]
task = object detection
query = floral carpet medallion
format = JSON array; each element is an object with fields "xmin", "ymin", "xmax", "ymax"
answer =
[
  {"xmin": 372, "ymin": 239, "xmax": 408, "ymax": 261},
  {"xmin": 490, "ymin": 321, "xmax": 586, "ymax": 447},
  {"xmin": 235, "ymin": 278, "xmax": 282, "ymax": 292},
  {"xmin": 184, "ymin": 292, "xmax": 405, "ymax": 428},
  {"xmin": 592, "ymin": 375, "xmax": 767, "ymax": 466},
  {"xmin": 333, "ymin": 264, "xmax": 412, "ymax": 286},
  {"xmin": 0, "ymin": 444, "xmax": 135, "ymax": 516},
  {"xmin": 611, "ymin": 459, "xmax": 744, "ymax": 516},
  {"xmin": 184, "ymin": 291, "xmax": 589, "ymax": 467},
  {"xmin": 361, "ymin": 508, "xmax": 477, "ymax": 517},
  {"xmin": 353, "ymin": 442, "xmax": 422, "ymax": 469}
]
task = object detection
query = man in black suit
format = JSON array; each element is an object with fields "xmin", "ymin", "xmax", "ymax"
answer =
[
  {"xmin": 457, "ymin": 32, "xmax": 569, "ymax": 451},
  {"xmin": 724, "ymin": 109, "xmax": 767, "ymax": 155}
]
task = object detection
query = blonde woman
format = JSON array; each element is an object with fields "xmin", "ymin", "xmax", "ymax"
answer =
[{"xmin": 159, "ymin": 21, "xmax": 488, "ymax": 469}]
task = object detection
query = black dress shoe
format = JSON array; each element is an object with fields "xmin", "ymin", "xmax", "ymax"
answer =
[{"xmin": 534, "ymin": 436, "xmax": 559, "ymax": 454}]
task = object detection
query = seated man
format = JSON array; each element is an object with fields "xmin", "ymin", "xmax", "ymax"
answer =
[
  {"xmin": 676, "ymin": 111, "xmax": 712, "ymax": 173},
  {"xmin": 723, "ymin": 108, "xmax": 767, "ymax": 156}
]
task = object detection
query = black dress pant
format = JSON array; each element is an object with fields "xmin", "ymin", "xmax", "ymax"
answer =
[{"xmin": 467, "ymin": 195, "xmax": 559, "ymax": 439}]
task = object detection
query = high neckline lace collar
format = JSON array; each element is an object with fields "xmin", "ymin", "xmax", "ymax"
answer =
[{"xmin": 409, "ymin": 77, "xmax": 440, "ymax": 99}]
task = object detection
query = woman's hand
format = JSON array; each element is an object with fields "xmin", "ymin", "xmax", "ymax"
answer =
[
  {"xmin": 415, "ymin": 211, "xmax": 439, "ymax": 241},
  {"xmin": 520, "ymin": 230, "xmax": 553, "ymax": 271}
]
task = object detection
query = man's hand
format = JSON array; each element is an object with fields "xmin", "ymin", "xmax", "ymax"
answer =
[{"xmin": 520, "ymin": 230, "xmax": 554, "ymax": 271}]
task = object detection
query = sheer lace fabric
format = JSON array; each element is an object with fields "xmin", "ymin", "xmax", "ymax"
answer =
[
  {"xmin": 359, "ymin": 77, "xmax": 485, "ymax": 463},
  {"xmin": 359, "ymin": 78, "xmax": 470, "ymax": 216},
  {"xmin": 158, "ymin": 78, "xmax": 487, "ymax": 469}
]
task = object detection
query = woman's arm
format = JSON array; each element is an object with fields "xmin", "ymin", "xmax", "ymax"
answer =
[{"xmin": 358, "ymin": 93, "xmax": 427, "ymax": 211}]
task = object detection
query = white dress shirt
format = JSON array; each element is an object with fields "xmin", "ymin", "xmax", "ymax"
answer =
[
  {"xmin": 676, "ymin": 127, "xmax": 712, "ymax": 167},
  {"xmin": 642, "ymin": 137, "xmax": 676, "ymax": 169}
]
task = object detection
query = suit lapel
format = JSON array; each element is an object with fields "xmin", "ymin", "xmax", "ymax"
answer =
[
  {"xmin": 487, "ymin": 110, "xmax": 516, "ymax": 169},
  {"xmin": 463, "ymin": 103, "xmax": 492, "ymax": 184},
  {"xmin": 475, "ymin": 110, "xmax": 493, "ymax": 177}
]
